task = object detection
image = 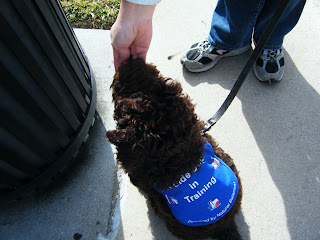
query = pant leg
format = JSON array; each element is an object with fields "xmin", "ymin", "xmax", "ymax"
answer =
[
  {"xmin": 208, "ymin": 0, "xmax": 265, "ymax": 50},
  {"xmin": 253, "ymin": 0, "xmax": 306, "ymax": 50}
]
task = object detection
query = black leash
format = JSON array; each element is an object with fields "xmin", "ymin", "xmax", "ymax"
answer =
[{"xmin": 202, "ymin": 0, "xmax": 290, "ymax": 133}]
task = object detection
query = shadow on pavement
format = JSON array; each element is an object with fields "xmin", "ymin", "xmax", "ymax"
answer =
[
  {"xmin": 147, "ymin": 205, "xmax": 250, "ymax": 240},
  {"xmin": 182, "ymin": 49, "xmax": 320, "ymax": 239},
  {"xmin": 0, "ymin": 113, "xmax": 116, "ymax": 240}
]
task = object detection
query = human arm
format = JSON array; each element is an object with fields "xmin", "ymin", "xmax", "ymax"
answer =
[{"xmin": 110, "ymin": 0, "xmax": 160, "ymax": 70}]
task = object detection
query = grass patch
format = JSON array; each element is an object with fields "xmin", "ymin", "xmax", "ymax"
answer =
[{"xmin": 60, "ymin": 0, "xmax": 120, "ymax": 30}]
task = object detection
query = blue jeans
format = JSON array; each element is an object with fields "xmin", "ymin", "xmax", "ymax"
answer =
[{"xmin": 208, "ymin": 0, "xmax": 306, "ymax": 50}]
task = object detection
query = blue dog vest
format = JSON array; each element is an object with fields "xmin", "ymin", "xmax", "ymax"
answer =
[{"xmin": 157, "ymin": 141, "xmax": 239, "ymax": 227}]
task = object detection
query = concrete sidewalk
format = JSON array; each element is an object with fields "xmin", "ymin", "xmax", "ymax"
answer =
[
  {"xmin": 115, "ymin": 0, "xmax": 320, "ymax": 239},
  {"xmin": 0, "ymin": 0, "xmax": 319, "ymax": 240}
]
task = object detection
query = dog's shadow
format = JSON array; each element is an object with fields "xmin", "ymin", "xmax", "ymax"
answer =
[
  {"xmin": 147, "ymin": 202, "xmax": 250, "ymax": 240},
  {"xmin": 180, "ymin": 49, "xmax": 320, "ymax": 239}
]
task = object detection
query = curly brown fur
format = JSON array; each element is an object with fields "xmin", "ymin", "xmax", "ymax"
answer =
[{"xmin": 106, "ymin": 59, "xmax": 242, "ymax": 240}]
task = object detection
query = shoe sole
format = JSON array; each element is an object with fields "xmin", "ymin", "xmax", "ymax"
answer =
[{"xmin": 183, "ymin": 45, "xmax": 251, "ymax": 73}]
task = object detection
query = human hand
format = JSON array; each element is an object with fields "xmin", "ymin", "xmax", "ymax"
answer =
[{"xmin": 110, "ymin": 1, "xmax": 156, "ymax": 70}]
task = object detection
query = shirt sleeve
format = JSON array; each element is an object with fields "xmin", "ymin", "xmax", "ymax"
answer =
[{"xmin": 126, "ymin": 0, "xmax": 161, "ymax": 5}]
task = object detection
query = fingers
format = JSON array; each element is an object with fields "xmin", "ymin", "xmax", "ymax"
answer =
[
  {"xmin": 113, "ymin": 52, "xmax": 146, "ymax": 71},
  {"xmin": 134, "ymin": 52, "xmax": 147, "ymax": 61},
  {"xmin": 129, "ymin": 46, "xmax": 148, "ymax": 61},
  {"xmin": 112, "ymin": 47, "xmax": 131, "ymax": 71},
  {"xmin": 110, "ymin": 1, "xmax": 155, "ymax": 70},
  {"xmin": 112, "ymin": 40, "xmax": 149, "ymax": 70}
]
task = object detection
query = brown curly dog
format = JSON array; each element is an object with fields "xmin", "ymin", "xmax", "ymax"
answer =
[{"xmin": 106, "ymin": 59, "xmax": 242, "ymax": 240}]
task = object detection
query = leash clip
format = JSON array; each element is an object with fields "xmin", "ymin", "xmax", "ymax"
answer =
[{"xmin": 202, "ymin": 118, "xmax": 217, "ymax": 134}]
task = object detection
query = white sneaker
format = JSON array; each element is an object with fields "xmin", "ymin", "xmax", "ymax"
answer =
[
  {"xmin": 180, "ymin": 39, "xmax": 251, "ymax": 73},
  {"xmin": 253, "ymin": 48, "xmax": 285, "ymax": 82}
]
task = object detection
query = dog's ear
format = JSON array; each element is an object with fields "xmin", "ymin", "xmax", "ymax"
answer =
[
  {"xmin": 106, "ymin": 129, "xmax": 133, "ymax": 145},
  {"xmin": 106, "ymin": 130, "xmax": 120, "ymax": 145}
]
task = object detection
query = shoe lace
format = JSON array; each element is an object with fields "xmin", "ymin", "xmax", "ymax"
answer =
[
  {"xmin": 198, "ymin": 40, "xmax": 211, "ymax": 52},
  {"xmin": 266, "ymin": 49, "xmax": 280, "ymax": 59}
]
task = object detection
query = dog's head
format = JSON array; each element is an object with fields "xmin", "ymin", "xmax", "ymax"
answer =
[
  {"xmin": 107, "ymin": 59, "xmax": 198, "ymax": 144},
  {"xmin": 106, "ymin": 59, "xmax": 204, "ymax": 189},
  {"xmin": 110, "ymin": 58, "xmax": 162, "ymax": 98}
]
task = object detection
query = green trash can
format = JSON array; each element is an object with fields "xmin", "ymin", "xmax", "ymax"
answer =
[{"xmin": 0, "ymin": 0, "xmax": 97, "ymax": 202}]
